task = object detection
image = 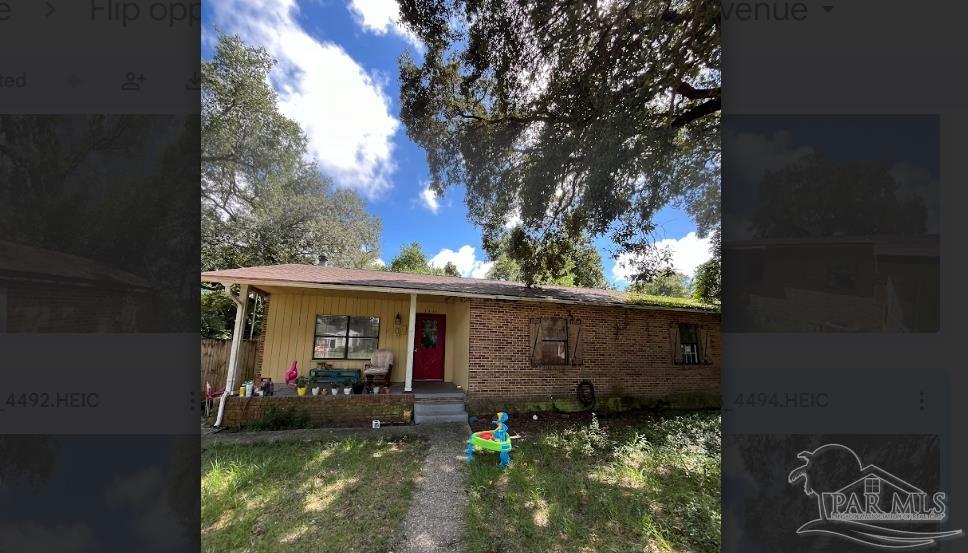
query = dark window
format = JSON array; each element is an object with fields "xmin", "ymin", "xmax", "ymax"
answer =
[
  {"xmin": 313, "ymin": 315, "xmax": 380, "ymax": 360},
  {"xmin": 539, "ymin": 318, "xmax": 569, "ymax": 365},
  {"xmin": 678, "ymin": 323, "xmax": 700, "ymax": 365}
]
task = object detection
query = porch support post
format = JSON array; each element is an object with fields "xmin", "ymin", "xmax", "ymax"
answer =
[
  {"xmin": 404, "ymin": 293, "xmax": 417, "ymax": 392},
  {"xmin": 214, "ymin": 283, "xmax": 249, "ymax": 427}
]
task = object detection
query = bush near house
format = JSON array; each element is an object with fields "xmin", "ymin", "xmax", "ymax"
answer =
[
  {"xmin": 465, "ymin": 412, "xmax": 721, "ymax": 553},
  {"xmin": 201, "ymin": 436, "xmax": 426, "ymax": 553}
]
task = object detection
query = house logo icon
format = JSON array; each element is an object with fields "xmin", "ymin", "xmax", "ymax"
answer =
[{"xmin": 788, "ymin": 443, "xmax": 963, "ymax": 549}]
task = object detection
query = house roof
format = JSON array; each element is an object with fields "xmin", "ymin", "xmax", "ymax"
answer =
[
  {"xmin": 201, "ymin": 263, "xmax": 719, "ymax": 313},
  {"xmin": 0, "ymin": 240, "xmax": 151, "ymax": 290}
]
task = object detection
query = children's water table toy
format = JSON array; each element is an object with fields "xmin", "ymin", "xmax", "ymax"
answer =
[{"xmin": 466, "ymin": 412, "xmax": 512, "ymax": 467}]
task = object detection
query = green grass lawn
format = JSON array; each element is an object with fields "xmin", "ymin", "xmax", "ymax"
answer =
[
  {"xmin": 464, "ymin": 412, "xmax": 721, "ymax": 553},
  {"xmin": 201, "ymin": 436, "xmax": 426, "ymax": 553}
]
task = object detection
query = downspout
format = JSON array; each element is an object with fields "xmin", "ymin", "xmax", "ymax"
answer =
[{"xmin": 214, "ymin": 283, "xmax": 249, "ymax": 427}]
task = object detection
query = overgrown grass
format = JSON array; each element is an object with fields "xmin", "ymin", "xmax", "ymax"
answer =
[
  {"xmin": 625, "ymin": 293, "xmax": 720, "ymax": 312},
  {"xmin": 465, "ymin": 412, "xmax": 721, "ymax": 553},
  {"xmin": 202, "ymin": 436, "xmax": 426, "ymax": 553}
]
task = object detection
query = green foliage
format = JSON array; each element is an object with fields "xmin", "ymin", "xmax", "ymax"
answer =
[
  {"xmin": 200, "ymin": 290, "xmax": 235, "ymax": 339},
  {"xmin": 389, "ymin": 241, "xmax": 432, "ymax": 273},
  {"xmin": 246, "ymin": 405, "xmax": 309, "ymax": 431},
  {"xmin": 625, "ymin": 293, "xmax": 718, "ymax": 312},
  {"xmin": 442, "ymin": 261, "xmax": 461, "ymax": 277},
  {"xmin": 692, "ymin": 229, "xmax": 721, "ymax": 304},
  {"xmin": 201, "ymin": 34, "xmax": 382, "ymax": 272},
  {"xmin": 398, "ymin": 0, "xmax": 720, "ymax": 285},
  {"xmin": 627, "ymin": 271, "xmax": 692, "ymax": 298},
  {"xmin": 388, "ymin": 241, "xmax": 458, "ymax": 276},
  {"xmin": 485, "ymin": 232, "xmax": 608, "ymax": 288}
]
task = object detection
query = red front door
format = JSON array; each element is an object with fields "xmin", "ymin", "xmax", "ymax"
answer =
[{"xmin": 413, "ymin": 313, "xmax": 446, "ymax": 381}]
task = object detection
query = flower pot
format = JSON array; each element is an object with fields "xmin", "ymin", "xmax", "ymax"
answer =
[
  {"xmin": 296, "ymin": 387, "xmax": 307, "ymax": 397},
  {"xmin": 372, "ymin": 386, "xmax": 380, "ymax": 395},
  {"xmin": 239, "ymin": 386, "xmax": 246, "ymax": 396},
  {"xmin": 311, "ymin": 387, "xmax": 320, "ymax": 396},
  {"xmin": 343, "ymin": 387, "xmax": 352, "ymax": 395},
  {"xmin": 352, "ymin": 383, "xmax": 364, "ymax": 394},
  {"xmin": 331, "ymin": 388, "xmax": 339, "ymax": 396}
]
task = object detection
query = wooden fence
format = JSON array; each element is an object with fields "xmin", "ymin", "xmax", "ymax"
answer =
[{"xmin": 201, "ymin": 338, "xmax": 257, "ymax": 393}]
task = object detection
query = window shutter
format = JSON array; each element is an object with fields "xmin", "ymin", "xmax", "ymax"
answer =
[
  {"xmin": 569, "ymin": 319, "xmax": 584, "ymax": 365},
  {"xmin": 670, "ymin": 324, "xmax": 682, "ymax": 364},
  {"xmin": 699, "ymin": 327, "xmax": 712, "ymax": 364},
  {"xmin": 529, "ymin": 318, "xmax": 542, "ymax": 366}
]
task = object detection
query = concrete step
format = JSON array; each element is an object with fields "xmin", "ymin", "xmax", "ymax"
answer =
[
  {"xmin": 413, "ymin": 391, "xmax": 465, "ymax": 400},
  {"xmin": 414, "ymin": 402, "xmax": 467, "ymax": 416},
  {"xmin": 415, "ymin": 413, "xmax": 468, "ymax": 425}
]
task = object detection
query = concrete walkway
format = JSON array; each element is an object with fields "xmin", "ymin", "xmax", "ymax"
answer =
[{"xmin": 394, "ymin": 422, "xmax": 470, "ymax": 553}]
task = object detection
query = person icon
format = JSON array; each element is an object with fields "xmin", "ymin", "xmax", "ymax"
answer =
[{"xmin": 121, "ymin": 72, "xmax": 144, "ymax": 91}]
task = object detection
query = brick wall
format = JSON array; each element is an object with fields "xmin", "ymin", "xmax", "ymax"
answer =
[
  {"xmin": 214, "ymin": 394, "xmax": 414, "ymax": 428},
  {"xmin": 466, "ymin": 298, "xmax": 720, "ymax": 413}
]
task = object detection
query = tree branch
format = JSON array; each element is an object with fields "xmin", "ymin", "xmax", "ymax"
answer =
[{"xmin": 669, "ymin": 97, "xmax": 720, "ymax": 128}]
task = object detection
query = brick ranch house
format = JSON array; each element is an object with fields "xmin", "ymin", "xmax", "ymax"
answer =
[{"xmin": 203, "ymin": 264, "xmax": 720, "ymax": 426}]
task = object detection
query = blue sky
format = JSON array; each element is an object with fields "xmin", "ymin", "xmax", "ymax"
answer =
[{"xmin": 202, "ymin": 0, "xmax": 710, "ymax": 288}]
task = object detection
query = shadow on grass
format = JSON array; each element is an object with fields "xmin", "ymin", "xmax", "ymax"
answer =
[
  {"xmin": 201, "ymin": 434, "xmax": 427, "ymax": 553},
  {"xmin": 464, "ymin": 413, "xmax": 721, "ymax": 553}
]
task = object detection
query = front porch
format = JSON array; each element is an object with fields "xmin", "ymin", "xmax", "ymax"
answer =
[
  {"xmin": 211, "ymin": 382, "xmax": 467, "ymax": 428},
  {"xmin": 205, "ymin": 276, "xmax": 471, "ymax": 427},
  {"xmin": 262, "ymin": 380, "xmax": 464, "ymax": 398}
]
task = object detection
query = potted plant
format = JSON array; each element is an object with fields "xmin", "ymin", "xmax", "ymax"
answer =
[
  {"xmin": 342, "ymin": 381, "xmax": 352, "ymax": 395},
  {"xmin": 331, "ymin": 382, "xmax": 339, "ymax": 395},
  {"xmin": 296, "ymin": 376, "xmax": 308, "ymax": 397},
  {"xmin": 352, "ymin": 380, "xmax": 365, "ymax": 395}
]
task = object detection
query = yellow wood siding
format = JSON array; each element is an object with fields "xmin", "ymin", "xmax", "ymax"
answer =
[{"xmin": 259, "ymin": 287, "xmax": 470, "ymax": 386}]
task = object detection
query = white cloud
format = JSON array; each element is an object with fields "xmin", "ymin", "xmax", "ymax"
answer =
[
  {"xmin": 347, "ymin": 0, "xmax": 423, "ymax": 49},
  {"xmin": 371, "ymin": 258, "xmax": 386, "ymax": 267},
  {"xmin": 420, "ymin": 186, "xmax": 440, "ymax": 213},
  {"xmin": 209, "ymin": 0, "xmax": 399, "ymax": 197},
  {"xmin": 470, "ymin": 261, "xmax": 496, "ymax": 279},
  {"xmin": 429, "ymin": 245, "xmax": 494, "ymax": 278},
  {"xmin": 612, "ymin": 232, "xmax": 712, "ymax": 282}
]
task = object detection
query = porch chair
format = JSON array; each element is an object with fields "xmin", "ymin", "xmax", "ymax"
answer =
[{"xmin": 363, "ymin": 349, "xmax": 393, "ymax": 390}]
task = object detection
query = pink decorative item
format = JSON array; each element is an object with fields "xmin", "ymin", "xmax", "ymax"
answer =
[{"xmin": 284, "ymin": 360, "xmax": 298, "ymax": 387}]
